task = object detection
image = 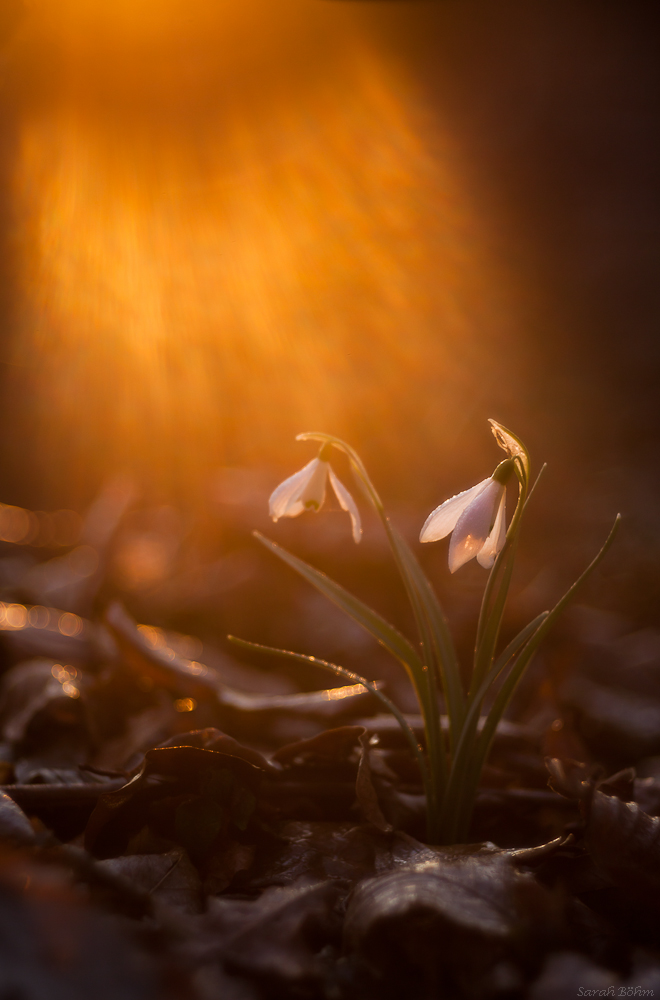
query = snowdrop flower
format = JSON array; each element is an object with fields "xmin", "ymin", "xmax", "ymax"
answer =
[
  {"xmin": 269, "ymin": 452, "xmax": 362, "ymax": 543},
  {"xmin": 419, "ymin": 459, "xmax": 515, "ymax": 572}
]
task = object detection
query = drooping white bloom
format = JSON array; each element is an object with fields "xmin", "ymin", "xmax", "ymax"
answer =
[
  {"xmin": 269, "ymin": 458, "xmax": 362, "ymax": 543},
  {"xmin": 419, "ymin": 460, "xmax": 513, "ymax": 572}
]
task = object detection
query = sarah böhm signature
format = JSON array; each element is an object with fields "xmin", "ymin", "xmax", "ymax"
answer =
[{"xmin": 577, "ymin": 990, "xmax": 654, "ymax": 997}]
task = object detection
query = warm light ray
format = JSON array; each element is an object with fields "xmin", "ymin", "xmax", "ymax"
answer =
[{"xmin": 12, "ymin": 1, "xmax": 520, "ymax": 500}]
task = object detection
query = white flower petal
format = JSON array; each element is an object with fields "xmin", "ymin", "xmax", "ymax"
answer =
[
  {"xmin": 476, "ymin": 490, "xmax": 507, "ymax": 568},
  {"xmin": 448, "ymin": 480, "xmax": 504, "ymax": 573},
  {"xmin": 297, "ymin": 459, "xmax": 329, "ymax": 511},
  {"xmin": 329, "ymin": 468, "xmax": 362, "ymax": 543},
  {"xmin": 419, "ymin": 478, "xmax": 492, "ymax": 543},
  {"xmin": 269, "ymin": 458, "xmax": 327, "ymax": 521}
]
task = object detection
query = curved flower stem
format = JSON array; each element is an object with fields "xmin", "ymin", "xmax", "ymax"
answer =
[
  {"xmin": 298, "ymin": 432, "xmax": 462, "ymax": 837},
  {"xmin": 299, "ymin": 434, "xmax": 458, "ymax": 698}
]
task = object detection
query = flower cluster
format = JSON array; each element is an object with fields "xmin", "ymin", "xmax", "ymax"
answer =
[
  {"xmin": 269, "ymin": 445, "xmax": 515, "ymax": 572},
  {"xmin": 248, "ymin": 421, "xmax": 619, "ymax": 845}
]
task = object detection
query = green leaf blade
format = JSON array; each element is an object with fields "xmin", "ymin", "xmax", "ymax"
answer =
[
  {"xmin": 455, "ymin": 514, "xmax": 621, "ymax": 841},
  {"xmin": 254, "ymin": 531, "xmax": 426, "ymax": 688},
  {"xmin": 228, "ymin": 634, "xmax": 435, "ymax": 837},
  {"xmin": 387, "ymin": 525, "xmax": 464, "ymax": 730}
]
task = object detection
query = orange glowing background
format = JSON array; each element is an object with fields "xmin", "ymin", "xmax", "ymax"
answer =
[{"xmin": 6, "ymin": 0, "xmax": 523, "ymax": 505}]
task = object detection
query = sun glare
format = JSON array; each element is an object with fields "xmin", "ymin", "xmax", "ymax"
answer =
[{"xmin": 11, "ymin": 0, "xmax": 518, "ymax": 499}]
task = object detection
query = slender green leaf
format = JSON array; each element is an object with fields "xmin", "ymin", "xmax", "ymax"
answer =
[
  {"xmin": 460, "ymin": 612, "xmax": 549, "ymax": 766},
  {"xmin": 254, "ymin": 532, "xmax": 424, "ymax": 680},
  {"xmin": 523, "ymin": 463, "xmax": 547, "ymax": 511},
  {"xmin": 470, "ymin": 459, "xmax": 544, "ymax": 699},
  {"xmin": 471, "ymin": 537, "xmax": 520, "ymax": 695},
  {"xmin": 228, "ymin": 635, "xmax": 430, "ymax": 794},
  {"xmin": 389, "ymin": 525, "xmax": 464, "ymax": 730},
  {"xmin": 489, "ymin": 611, "xmax": 550, "ymax": 681},
  {"xmin": 373, "ymin": 521, "xmax": 446, "ymax": 794},
  {"xmin": 439, "ymin": 611, "xmax": 548, "ymax": 843},
  {"xmin": 481, "ymin": 514, "xmax": 620, "ymax": 759},
  {"xmin": 254, "ymin": 529, "xmax": 444, "ymax": 836},
  {"xmin": 454, "ymin": 514, "xmax": 621, "ymax": 841},
  {"xmin": 472, "ymin": 425, "xmax": 532, "ymax": 695}
]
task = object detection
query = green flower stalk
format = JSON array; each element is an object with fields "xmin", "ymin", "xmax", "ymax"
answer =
[{"xmin": 231, "ymin": 420, "xmax": 620, "ymax": 845}]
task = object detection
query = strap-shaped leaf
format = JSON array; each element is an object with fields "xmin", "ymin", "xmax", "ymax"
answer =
[
  {"xmin": 254, "ymin": 532, "xmax": 425, "ymax": 686},
  {"xmin": 452, "ymin": 514, "xmax": 621, "ymax": 842},
  {"xmin": 481, "ymin": 514, "xmax": 620, "ymax": 756},
  {"xmin": 471, "ymin": 463, "xmax": 546, "ymax": 698},
  {"xmin": 458, "ymin": 612, "xmax": 549, "ymax": 767},
  {"xmin": 471, "ymin": 427, "xmax": 535, "ymax": 697},
  {"xmin": 228, "ymin": 635, "xmax": 430, "ymax": 796},
  {"xmin": 439, "ymin": 611, "xmax": 548, "ymax": 843},
  {"xmin": 254, "ymin": 529, "xmax": 444, "ymax": 838},
  {"xmin": 388, "ymin": 524, "xmax": 464, "ymax": 731}
]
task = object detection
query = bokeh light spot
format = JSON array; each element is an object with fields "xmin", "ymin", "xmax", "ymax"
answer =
[
  {"xmin": 137, "ymin": 624, "xmax": 167, "ymax": 648},
  {"xmin": 28, "ymin": 605, "xmax": 51, "ymax": 628},
  {"xmin": 58, "ymin": 612, "xmax": 83, "ymax": 636},
  {"xmin": 4, "ymin": 604, "xmax": 27, "ymax": 629},
  {"xmin": 174, "ymin": 697, "xmax": 196, "ymax": 712}
]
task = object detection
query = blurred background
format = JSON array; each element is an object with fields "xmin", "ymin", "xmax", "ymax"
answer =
[{"xmin": 0, "ymin": 0, "xmax": 658, "ymax": 704}]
